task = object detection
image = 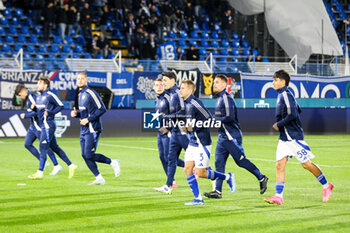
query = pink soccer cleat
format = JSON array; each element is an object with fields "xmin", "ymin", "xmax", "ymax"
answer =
[
  {"xmin": 172, "ymin": 181, "xmax": 178, "ymax": 189},
  {"xmin": 264, "ymin": 195, "xmax": 284, "ymax": 205},
  {"xmin": 322, "ymin": 183, "xmax": 334, "ymax": 203}
]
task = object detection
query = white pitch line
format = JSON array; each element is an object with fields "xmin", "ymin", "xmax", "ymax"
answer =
[{"xmin": 99, "ymin": 143, "xmax": 350, "ymax": 168}]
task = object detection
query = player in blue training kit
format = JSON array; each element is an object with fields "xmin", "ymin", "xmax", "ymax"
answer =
[
  {"xmin": 204, "ymin": 74, "xmax": 268, "ymax": 199},
  {"xmin": 264, "ymin": 70, "xmax": 333, "ymax": 205},
  {"xmin": 15, "ymin": 84, "xmax": 62, "ymax": 175},
  {"xmin": 154, "ymin": 72, "xmax": 186, "ymax": 194},
  {"xmin": 71, "ymin": 72, "xmax": 120, "ymax": 185},
  {"xmin": 28, "ymin": 77, "xmax": 77, "ymax": 179},
  {"xmin": 179, "ymin": 80, "xmax": 235, "ymax": 205}
]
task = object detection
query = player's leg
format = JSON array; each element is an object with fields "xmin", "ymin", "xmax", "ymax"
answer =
[
  {"xmin": 184, "ymin": 146, "xmax": 203, "ymax": 205},
  {"xmin": 165, "ymin": 134, "xmax": 182, "ymax": 188},
  {"xmin": 24, "ymin": 129, "xmax": 40, "ymax": 160},
  {"xmin": 177, "ymin": 134, "xmax": 189, "ymax": 168},
  {"xmin": 37, "ymin": 130, "xmax": 62, "ymax": 175},
  {"xmin": 157, "ymin": 134, "xmax": 168, "ymax": 176},
  {"xmin": 28, "ymin": 129, "xmax": 49, "ymax": 179}
]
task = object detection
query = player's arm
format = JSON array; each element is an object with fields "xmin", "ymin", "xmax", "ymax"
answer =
[
  {"xmin": 46, "ymin": 94, "xmax": 63, "ymax": 115},
  {"xmin": 214, "ymin": 96, "xmax": 235, "ymax": 123},
  {"xmin": 22, "ymin": 97, "xmax": 37, "ymax": 119},
  {"xmin": 86, "ymin": 92, "xmax": 107, "ymax": 122},
  {"xmin": 70, "ymin": 107, "xmax": 81, "ymax": 118},
  {"xmin": 276, "ymin": 93, "xmax": 298, "ymax": 129},
  {"xmin": 173, "ymin": 91, "xmax": 186, "ymax": 118}
]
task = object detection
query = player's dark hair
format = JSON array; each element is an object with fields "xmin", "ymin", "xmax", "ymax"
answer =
[
  {"xmin": 154, "ymin": 77, "xmax": 163, "ymax": 82},
  {"xmin": 39, "ymin": 76, "xmax": 50, "ymax": 88},
  {"xmin": 273, "ymin": 70, "xmax": 290, "ymax": 86},
  {"xmin": 215, "ymin": 74, "xmax": 228, "ymax": 83},
  {"xmin": 162, "ymin": 71, "xmax": 177, "ymax": 81},
  {"xmin": 182, "ymin": 80, "xmax": 196, "ymax": 93},
  {"xmin": 15, "ymin": 83, "xmax": 26, "ymax": 95}
]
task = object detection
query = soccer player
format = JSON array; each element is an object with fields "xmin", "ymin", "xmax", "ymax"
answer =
[
  {"xmin": 204, "ymin": 74, "xmax": 268, "ymax": 199},
  {"xmin": 71, "ymin": 72, "xmax": 120, "ymax": 185},
  {"xmin": 264, "ymin": 70, "xmax": 333, "ymax": 205},
  {"xmin": 180, "ymin": 80, "xmax": 235, "ymax": 205},
  {"xmin": 153, "ymin": 72, "xmax": 186, "ymax": 194},
  {"xmin": 15, "ymin": 83, "xmax": 62, "ymax": 175},
  {"xmin": 28, "ymin": 77, "xmax": 77, "ymax": 179}
]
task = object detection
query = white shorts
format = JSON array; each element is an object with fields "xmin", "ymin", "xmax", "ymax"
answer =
[
  {"xmin": 185, "ymin": 144, "xmax": 211, "ymax": 168},
  {"xmin": 276, "ymin": 140, "xmax": 315, "ymax": 163}
]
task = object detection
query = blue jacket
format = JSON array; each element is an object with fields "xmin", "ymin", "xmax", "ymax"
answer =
[
  {"xmin": 185, "ymin": 95, "xmax": 212, "ymax": 147},
  {"xmin": 23, "ymin": 91, "xmax": 41, "ymax": 131},
  {"xmin": 276, "ymin": 86, "xmax": 304, "ymax": 141},
  {"xmin": 35, "ymin": 89, "xmax": 64, "ymax": 129},
  {"xmin": 76, "ymin": 86, "xmax": 106, "ymax": 134},
  {"xmin": 165, "ymin": 84, "xmax": 185, "ymax": 134},
  {"xmin": 214, "ymin": 90, "xmax": 242, "ymax": 142},
  {"xmin": 156, "ymin": 90, "xmax": 170, "ymax": 133}
]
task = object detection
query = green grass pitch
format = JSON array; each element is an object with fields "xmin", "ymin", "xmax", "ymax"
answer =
[{"xmin": 0, "ymin": 135, "xmax": 349, "ymax": 233}]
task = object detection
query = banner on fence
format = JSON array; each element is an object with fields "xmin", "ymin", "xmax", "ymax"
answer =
[{"xmin": 201, "ymin": 73, "xmax": 241, "ymax": 98}]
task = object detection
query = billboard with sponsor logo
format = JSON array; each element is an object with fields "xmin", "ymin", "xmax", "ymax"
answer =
[{"xmin": 201, "ymin": 73, "xmax": 241, "ymax": 98}]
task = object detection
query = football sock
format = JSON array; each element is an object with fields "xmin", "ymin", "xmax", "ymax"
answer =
[
  {"xmin": 276, "ymin": 182, "xmax": 285, "ymax": 197},
  {"xmin": 187, "ymin": 174, "xmax": 201, "ymax": 199},
  {"xmin": 316, "ymin": 173, "xmax": 329, "ymax": 189},
  {"xmin": 206, "ymin": 168, "xmax": 226, "ymax": 180}
]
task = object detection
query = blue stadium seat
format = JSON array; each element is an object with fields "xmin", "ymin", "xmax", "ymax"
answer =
[
  {"xmin": 53, "ymin": 36, "xmax": 62, "ymax": 44},
  {"xmin": 232, "ymin": 40, "xmax": 240, "ymax": 48},
  {"xmin": 262, "ymin": 57, "xmax": 270, "ymax": 62},
  {"xmin": 5, "ymin": 35, "xmax": 15, "ymax": 43},
  {"xmin": 2, "ymin": 44, "xmax": 12, "ymax": 52},
  {"xmin": 231, "ymin": 48, "xmax": 240, "ymax": 56},
  {"xmin": 51, "ymin": 44, "xmax": 60, "ymax": 53},
  {"xmin": 106, "ymin": 20, "xmax": 113, "ymax": 30},
  {"xmin": 193, "ymin": 22, "xmax": 199, "ymax": 31},
  {"xmin": 45, "ymin": 61, "xmax": 54, "ymax": 70},
  {"xmin": 21, "ymin": 26, "xmax": 30, "ymax": 35},
  {"xmin": 112, "ymin": 29, "xmax": 122, "ymax": 38},
  {"xmin": 15, "ymin": 9, "xmax": 24, "ymax": 18},
  {"xmin": 178, "ymin": 39, "xmax": 187, "ymax": 47},
  {"xmin": 14, "ymin": 44, "xmax": 23, "ymax": 52},
  {"xmin": 60, "ymin": 53, "xmax": 68, "ymax": 59},
  {"xmin": 25, "ymin": 18, "xmax": 33, "ymax": 27},
  {"xmin": 0, "ymin": 17, "xmax": 9, "ymax": 25},
  {"xmin": 242, "ymin": 48, "xmax": 251, "ymax": 56},
  {"xmin": 201, "ymin": 32, "xmax": 209, "ymax": 39},
  {"xmin": 242, "ymin": 40, "xmax": 251, "ymax": 49},
  {"xmin": 0, "ymin": 26, "xmax": 5, "ymax": 35},
  {"xmin": 230, "ymin": 66, "xmax": 239, "ymax": 73},
  {"xmin": 72, "ymin": 54, "xmax": 81, "ymax": 58},
  {"xmin": 190, "ymin": 31, "xmax": 199, "ymax": 39},
  {"xmin": 16, "ymin": 35, "xmax": 26, "ymax": 44},
  {"xmin": 76, "ymin": 36, "xmax": 87, "ymax": 45},
  {"xmin": 33, "ymin": 62, "xmax": 42, "ymax": 70},
  {"xmin": 211, "ymin": 31, "xmax": 219, "ymax": 39},
  {"xmin": 36, "ymin": 54, "xmax": 44, "ymax": 60},
  {"xmin": 75, "ymin": 45, "xmax": 84, "ymax": 53},
  {"xmin": 199, "ymin": 48, "xmax": 208, "ymax": 56},
  {"xmin": 30, "ymin": 35, "xmax": 39, "ymax": 44},
  {"xmin": 211, "ymin": 40, "xmax": 219, "ymax": 48},
  {"xmin": 96, "ymin": 54, "xmax": 104, "ymax": 59},
  {"xmin": 65, "ymin": 36, "xmax": 74, "ymax": 45},
  {"xmin": 69, "ymin": 28, "xmax": 76, "ymax": 36},
  {"xmin": 3, "ymin": 9, "xmax": 11, "ymax": 18},
  {"xmin": 33, "ymin": 26, "xmax": 42, "ymax": 35},
  {"xmin": 24, "ymin": 53, "xmax": 32, "ymax": 59},
  {"xmin": 211, "ymin": 50, "xmax": 219, "ymax": 55},
  {"xmin": 189, "ymin": 40, "xmax": 198, "ymax": 47},
  {"xmin": 26, "ymin": 44, "xmax": 36, "ymax": 53},
  {"xmin": 221, "ymin": 40, "xmax": 229, "ymax": 48},
  {"xmin": 57, "ymin": 62, "xmax": 66, "ymax": 70},
  {"xmin": 8, "ymin": 26, "xmax": 17, "ymax": 34},
  {"xmin": 11, "ymin": 17, "xmax": 19, "ymax": 26},
  {"xmin": 0, "ymin": 53, "xmax": 8, "ymax": 58},
  {"xmin": 39, "ymin": 44, "xmax": 48, "ymax": 53},
  {"xmin": 219, "ymin": 57, "xmax": 227, "ymax": 62},
  {"xmin": 107, "ymin": 54, "xmax": 115, "ymax": 59},
  {"xmin": 84, "ymin": 53, "xmax": 92, "ymax": 59},
  {"xmin": 168, "ymin": 30, "xmax": 176, "ymax": 39},
  {"xmin": 221, "ymin": 48, "xmax": 229, "ymax": 55},
  {"xmin": 252, "ymin": 49, "xmax": 260, "ymax": 56},
  {"xmin": 62, "ymin": 45, "xmax": 72, "ymax": 53},
  {"xmin": 179, "ymin": 31, "xmax": 188, "ymax": 38},
  {"xmin": 200, "ymin": 40, "xmax": 209, "ymax": 47},
  {"xmin": 48, "ymin": 53, "xmax": 56, "ymax": 59},
  {"xmin": 232, "ymin": 33, "xmax": 239, "ymax": 40},
  {"xmin": 231, "ymin": 57, "xmax": 239, "ymax": 63}
]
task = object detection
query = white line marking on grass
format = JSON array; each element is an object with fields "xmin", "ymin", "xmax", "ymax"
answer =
[{"xmin": 99, "ymin": 143, "xmax": 350, "ymax": 168}]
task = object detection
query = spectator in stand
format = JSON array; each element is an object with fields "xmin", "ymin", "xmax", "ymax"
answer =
[
  {"xmin": 174, "ymin": 7, "xmax": 184, "ymax": 31},
  {"xmin": 91, "ymin": 34, "xmax": 100, "ymax": 57},
  {"xmin": 67, "ymin": 5, "xmax": 78, "ymax": 36},
  {"xmin": 43, "ymin": 1, "xmax": 56, "ymax": 42},
  {"xmin": 176, "ymin": 47, "xmax": 184, "ymax": 60},
  {"xmin": 162, "ymin": 0, "xmax": 175, "ymax": 32},
  {"xmin": 186, "ymin": 44, "xmax": 199, "ymax": 61},
  {"xmin": 97, "ymin": 33, "xmax": 111, "ymax": 58},
  {"xmin": 148, "ymin": 14, "xmax": 163, "ymax": 42},
  {"xmin": 124, "ymin": 13, "xmax": 136, "ymax": 49},
  {"xmin": 33, "ymin": 0, "xmax": 45, "ymax": 25},
  {"xmin": 100, "ymin": 4, "xmax": 109, "ymax": 39},
  {"xmin": 184, "ymin": 1, "xmax": 195, "ymax": 31},
  {"xmin": 142, "ymin": 33, "xmax": 158, "ymax": 60},
  {"xmin": 222, "ymin": 8, "xmax": 233, "ymax": 40},
  {"xmin": 57, "ymin": 3, "xmax": 69, "ymax": 43},
  {"xmin": 134, "ymin": 27, "xmax": 147, "ymax": 58},
  {"xmin": 92, "ymin": 0, "xmax": 105, "ymax": 17}
]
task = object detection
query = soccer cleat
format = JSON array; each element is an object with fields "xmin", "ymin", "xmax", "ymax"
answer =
[
  {"xmin": 184, "ymin": 199, "xmax": 205, "ymax": 206},
  {"xmin": 89, "ymin": 177, "xmax": 106, "ymax": 185},
  {"xmin": 50, "ymin": 164, "xmax": 62, "ymax": 175},
  {"xmin": 111, "ymin": 159, "xmax": 121, "ymax": 177},
  {"xmin": 172, "ymin": 181, "xmax": 178, "ymax": 189},
  {"xmin": 322, "ymin": 183, "xmax": 334, "ymax": 203},
  {"xmin": 259, "ymin": 176, "xmax": 269, "ymax": 194},
  {"xmin": 28, "ymin": 170, "xmax": 43, "ymax": 179},
  {"xmin": 153, "ymin": 185, "xmax": 172, "ymax": 194},
  {"xmin": 68, "ymin": 164, "xmax": 77, "ymax": 179},
  {"xmin": 227, "ymin": 173, "xmax": 236, "ymax": 193},
  {"xmin": 203, "ymin": 190, "xmax": 222, "ymax": 199},
  {"xmin": 264, "ymin": 195, "xmax": 284, "ymax": 205}
]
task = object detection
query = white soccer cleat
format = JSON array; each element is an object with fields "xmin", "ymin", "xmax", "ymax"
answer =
[
  {"xmin": 28, "ymin": 170, "xmax": 43, "ymax": 179},
  {"xmin": 45, "ymin": 161, "xmax": 50, "ymax": 168},
  {"xmin": 88, "ymin": 176, "xmax": 106, "ymax": 185},
  {"xmin": 153, "ymin": 185, "xmax": 172, "ymax": 194},
  {"xmin": 50, "ymin": 164, "xmax": 62, "ymax": 175},
  {"xmin": 111, "ymin": 159, "xmax": 121, "ymax": 177}
]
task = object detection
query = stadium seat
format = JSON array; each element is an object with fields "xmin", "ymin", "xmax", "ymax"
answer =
[
  {"xmin": 179, "ymin": 31, "xmax": 188, "ymax": 38},
  {"xmin": 48, "ymin": 53, "xmax": 57, "ymax": 59},
  {"xmin": 3, "ymin": 9, "xmax": 11, "ymax": 18},
  {"xmin": 2, "ymin": 44, "xmax": 12, "ymax": 52},
  {"xmin": 57, "ymin": 62, "xmax": 66, "ymax": 70},
  {"xmin": 69, "ymin": 28, "xmax": 76, "ymax": 36},
  {"xmin": 96, "ymin": 54, "xmax": 104, "ymax": 59},
  {"xmin": 62, "ymin": 45, "xmax": 72, "ymax": 53},
  {"xmin": 200, "ymin": 40, "xmax": 209, "ymax": 47},
  {"xmin": 0, "ymin": 26, "xmax": 5, "ymax": 35},
  {"xmin": 262, "ymin": 57, "xmax": 270, "ymax": 62},
  {"xmin": 219, "ymin": 57, "xmax": 227, "ymax": 62},
  {"xmin": 25, "ymin": 18, "xmax": 33, "ymax": 27},
  {"xmin": 30, "ymin": 35, "xmax": 39, "ymax": 44},
  {"xmin": 242, "ymin": 48, "xmax": 251, "ymax": 56},
  {"xmin": 190, "ymin": 31, "xmax": 199, "ymax": 39},
  {"xmin": 33, "ymin": 26, "xmax": 42, "ymax": 35},
  {"xmin": 231, "ymin": 57, "xmax": 239, "ymax": 63},
  {"xmin": 112, "ymin": 29, "xmax": 122, "ymax": 38},
  {"xmin": 11, "ymin": 17, "xmax": 19, "ymax": 26},
  {"xmin": 211, "ymin": 31, "xmax": 219, "ymax": 39},
  {"xmin": 39, "ymin": 44, "xmax": 49, "ymax": 53},
  {"xmin": 36, "ymin": 54, "xmax": 44, "ymax": 60},
  {"xmin": 189, "ymin": 40, "xmax": 198, "ymax": 47},
  {"xmin": 232, "ymin": 33, "xmax": 239, "ymax": 40},
  {"xmin": 65, "ymin": 36, "xmax": 74, "ymax": 45},
  {"xmin": 8, "ymin": 26, "xmax": 17, "ymax": 34},
  {"xmin": 21, "ymin": 26, "xmax": 30, "ymax": 35},
  {"xmin": 230, "ymin": 66, "xmax": 239, "ymax": 73},
  {"xmin": 15, "ymin": 9, "xmax": 24, "ymax": 18},
  {"xmin": 178, "ymin": 39, "xmax": 187, "ymax": 47},
  {"xmin": 193, "ymin": 22, "xmax": 199, "ymax": 30},
  {"xmin": 33, "ymin": 62, "xmax": 42, "ymax": 70},
  {"xmin": 14, "ymin": 44, "xmax": 23, "ymax": 52},
  {"xmin": 232, "ymin": 40, "xmax": 240, "ymax": 48},
  {"xmin": 107, "ymin": 54, "xmax": 114, "ymax": 59},
  {"xmin": 26, "ymin": 44, "xmax": 36, "ymax": 53},
  {"xmin": 75, "ymin": 45, "xmax": 84, "ymax": 53},
  {"xmin": 45, "ymin": 61, "xmax": 54, "ymax": 70},
  {"xmin": 211, "ymin": 50, "xmax": 219, "ymax": 55},
  {"xmin": 201, "ymin": 32, "xmax": 209, "ymax": 39},
  {"xmin": 211, "ymin": 40, "xmax": 219, "ymax": 48},
  {"xmin": 242, "ymin": 40, "xmax": 251, "ymax": 48},
  {"xmin": 0, "ymin": 53, "xmax": 8, "ymax": 58},
  {"xmin": 252, "ymin": 49, "xmax": 260, "ymax": 56},
  {"xmin": 72, "ymin": 54, "xmax": 81, "ymax": 58},
  {"xmin": 24, "ymin": 53, "xmax": 32, "ymax": 59},
  {"xmin": 221, "ymin": 48, "xmax": 229, "ymax": 55},
  {"xmin": 5, "ymin": 35, "xmax": 15, "ymax": 43},
  {"xmin": 51, "ymin": 44, "xmax": 60, "ymax": 53},
  {"xmin": 53, "ymin": 36, "xmax": 62, "ymax": 44},
  {"xmin": 0, "ymin": 17, "xmax": 9, "ymax": 25},
  {"xmin": 76, "ymin": 36, "xmax": 87, "ymax": 45},
  {"xmin": 199, "ymin": 48, "xmax": 208, "ymax": 56},
  {"xmin": 106, "ymin": 20, "xmax": 113, "ymax": 30},
  {"xmin": 60, "ymin": 53, "xmax": 69, "ymax": 59},
  {"xmin": 221, "ymin": 40, "xmax": 229, "ymax": 48},
  {"xmin": 168, "ymin": 30, "xmax": 176, "ymax": 39},
  {"xmin": 232, "ymin": 48, "xmax": 240, "ymax": 56},
  {"xmin": 84, "ymin": 53, "xmax": 92, "ymax": 59}
]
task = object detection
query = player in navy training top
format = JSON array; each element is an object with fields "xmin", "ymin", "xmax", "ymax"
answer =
[
  {"xmin": 15, "ymin": 83, "xmax": 62, "ymax": 175},
  {"xmin": 71, "ymin": 72, "xmax": 120, "ymax": 185},
  {"xmin": 204, "ymin": 74, "xmax": 268, "ymax": 199},
  {"xmin": 28, "ymin": 77, "xmax": 77, "ymax": 179},
  {"xmin": 264, "ymin": 70, "xmax": 333, "ymax": 205}
]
